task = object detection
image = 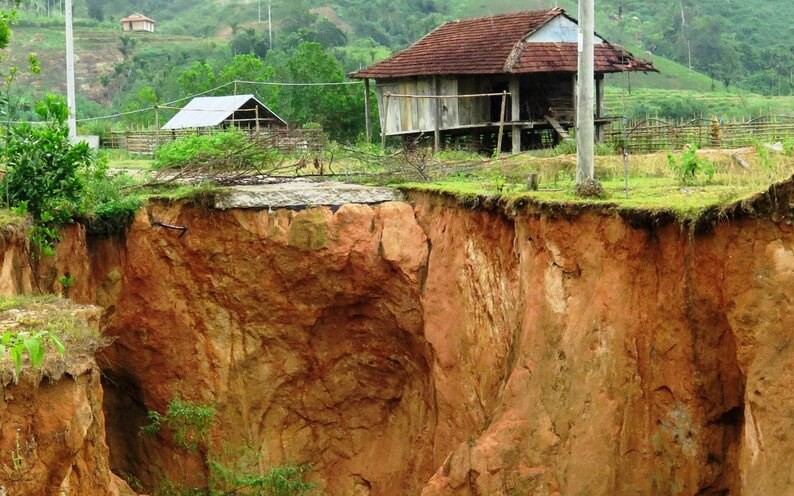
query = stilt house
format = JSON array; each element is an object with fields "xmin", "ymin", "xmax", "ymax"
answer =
[{"xmin": 351, "ymin": 8, "xmax": 655, "ymax": 152}]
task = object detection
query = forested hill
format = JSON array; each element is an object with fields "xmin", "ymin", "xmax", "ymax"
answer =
[
  {"xmin": 5, "ymin": 0, "xmax": 794, "ymax": 136},
  {"xmin": 48, "ymin": 0, "xmax": 791, "ymax": 96}
]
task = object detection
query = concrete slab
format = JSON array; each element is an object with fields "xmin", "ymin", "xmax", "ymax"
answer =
[{"xmin": 215, "ymin": 180, "xmax": 402, "ymax": 209}]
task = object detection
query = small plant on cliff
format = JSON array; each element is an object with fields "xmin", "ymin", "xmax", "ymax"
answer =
[
  {"xmin": 143, "ymin": 398, "xmax": 217, "ymax": 452},
  {"xmin": 0, "ymin": 330, "xmax": 65, "ymax": 380},
  {"xmin": 58, "ymin": 273, "xmax": 75, "ymax": 297},
  {"xmin": 210, "ymin": 458, "xmax": 315, "ymax": 496}
]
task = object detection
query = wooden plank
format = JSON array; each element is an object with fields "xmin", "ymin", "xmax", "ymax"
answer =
[
  {"xmin": 545, "ymin": 115, "xmax": 571, "ymax": 141},
  {"xmin": 440, "ymin": 79, "xmax": 459, "ymax": 129},
  {"xmin": 433, "ymin": 76, "xmax": 441, "ymax": 151},
  {"xmin": 399, "ymin": 80, "xmax": 416, "ymax": 132}
]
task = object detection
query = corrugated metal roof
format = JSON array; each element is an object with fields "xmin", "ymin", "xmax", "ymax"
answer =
[
  {"xmin": 350, "ymin": 9, "xmax": 655, "ymax": 78},
  {"xmin": 162, "ymin": 95, "xmax": 286, "ymax": 130}
]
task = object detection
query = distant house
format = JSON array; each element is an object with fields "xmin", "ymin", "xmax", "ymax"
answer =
[
  {"xmin": 120, "ymin": 13, "xmax": 156, "ymax": 33},
  {"xmin": 162, "ymin": 95, "xmax": 287, "ymax": 131},
  {"xmin": 351, "ymin": 8, "xmax": 656, "ymax": 152}
]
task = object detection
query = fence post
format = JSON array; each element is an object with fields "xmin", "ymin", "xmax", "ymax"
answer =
[
  {"xmin": 155, "ymin": 106, "xmax": 160, "ymax": 154},
  {"xmin": 381, "ymin": 93, "xmax": 390, "ymax": 149},
  {"xmin": 364, "ymin": 79, "xmax": 372, "ymax": 143}
]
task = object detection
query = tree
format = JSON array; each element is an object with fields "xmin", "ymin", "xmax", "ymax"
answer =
[
  {"xmin": 313, "ymin": 18, "xmax": 347, "ymax": 48},
  {"xmin": 177, "ymin": 62, "xmax": 217, "ymax": 95},
  {"xmin": 219, "ymin": 54, "xmax": 279, "ymax": 107},
  {"xmin": 282, "ymin": 42, "xmax": 364, "ymax": 142},
  {"xmin": 231, "ymin": 28, "xmax": 269, "ymax": 58},
  {"xmin": 86, "ymin": 0, "xmax": 102, "ymax": 21}
]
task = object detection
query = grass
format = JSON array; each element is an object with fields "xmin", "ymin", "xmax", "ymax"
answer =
[
  {"xmin": 395, "ymin": 146, "xmax": 794, "ymax": 221},
  {"xmin": 602, "ymin": 87, "xmax": 794, "ymax": 120},
  {"xmin": 108, "ymin": 159, "xmax": 154, "ymax": 170}
]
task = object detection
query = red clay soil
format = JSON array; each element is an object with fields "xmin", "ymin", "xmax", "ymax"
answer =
[{"xmin": 3, "ymin": 180, "xmax": 794, "ymax": 495}]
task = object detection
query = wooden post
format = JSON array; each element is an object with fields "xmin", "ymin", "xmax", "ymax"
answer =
[
  {"xmin": 364, "ymin": 79, "xmax": 372, "ymax": 143},
  {"xmin": 154, "ymin": 106, "xmax": 160, "ymax": 153},
  {"xmin": 381, "ymin": 93, "xmax": 390, "ymax": 149},
  {"xmin": 255, "ymin": 105, "xmax": 260, "ymax": 133},
  {"xmin": 433, "ymin": 76, "xmax": 441, "ymax": 152},
  {"xmin": 527, "ymin": 173, "xmax": 539, "ymax": 191},
  {"xmin": 496, "ymin": 91, "xmax": 507, "ymax": 155},
  {"xmin": 510, "ymin": 76, "xmax": 521, "ymax": 154},
  {"xmin": 596, "ymin": 74, "xmax": 605, "ymax": 143}
]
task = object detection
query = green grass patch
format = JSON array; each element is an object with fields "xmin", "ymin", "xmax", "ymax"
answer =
[{"xmin": 400, "ymin": 176, "xmax": 753, "ymax": 220}]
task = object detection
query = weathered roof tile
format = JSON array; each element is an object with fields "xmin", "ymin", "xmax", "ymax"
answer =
[{"xmin": 351, "ymin": 9, "xmax": 654, "ymax": 79}]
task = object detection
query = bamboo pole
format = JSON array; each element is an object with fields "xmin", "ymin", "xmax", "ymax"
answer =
[
  {"xmin": 381, "ymin": 93, "xmax": 390, "ymax": 149},
  {"xmin": 364, "ymin": 78, "xmax": 372, "ymax": 143},
  {"xmin": 496, "ymin": 91, "xmax": 507, "ymax": 155}
]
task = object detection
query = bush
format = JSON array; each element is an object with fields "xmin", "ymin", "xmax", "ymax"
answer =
[
  {"xmin": 81, "ymin": 160, "xmax": 143, "ymax": 235},
  {"xmin": 667, "ymin": 146, "xmax": 716, "ymax": 185},
  {"xmin": 153, "ymin": 129, "xmax": 279, "ymax": 172},
  {"xmin": 2, "ymin": 96, "xmax": 92, "ymax": 252}
]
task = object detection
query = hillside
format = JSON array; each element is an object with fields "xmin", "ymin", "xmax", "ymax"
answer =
[
  {"xmin": 4, "ymin": 0, "xmax": 792, "ymax": 130},
  {"xmin": 57, "ymin": 0, "xmax": 792, "ymax": 97}
]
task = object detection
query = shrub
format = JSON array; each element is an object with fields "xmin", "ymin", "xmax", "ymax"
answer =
[
  {"xmin": 153, "ymin": 129, "xmax": 279, "ymax": 172},
  {"xmin": 142, "ymin": 398, "xmax": 216, "ymax": 452},
  {"xmin": 2, "ymin": 95, "xmax": 92, "ymax": 252},
  {"xmin": 667, "ymin": 146, "xmax": 715, "ymax": 185}
]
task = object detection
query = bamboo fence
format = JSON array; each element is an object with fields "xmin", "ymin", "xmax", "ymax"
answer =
[
  {"xmin": 604, "ymin": 116, "xmax": 794, "ymax": 153},
  {"xmin": 102, "ymin": 127, "xmax": 325, "ymax": 156}
]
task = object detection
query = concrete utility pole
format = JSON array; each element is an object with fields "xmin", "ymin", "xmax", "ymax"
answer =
[
  {"xmin": 268, "ymin": 0, "xmax": 273, "ymax": 49},
  {"xmin": 65, "ymin": 0, "xmax": 77, "ymax": 138},
  {"xmin": 576, "ymin": 0, "xmax": 595, "ymax": 183}
]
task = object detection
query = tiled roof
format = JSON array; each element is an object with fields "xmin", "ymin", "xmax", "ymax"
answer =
[
  {"xmin": 351, "ymin": 9, "xmax": 655, "ymax": 78},
  {"xmin": 120, "ymin": 13, "xmax": 156, "ymax": 23},
  {"xmin": 512, "ymin": 42, "xmax": 656, "ymax": 73}
]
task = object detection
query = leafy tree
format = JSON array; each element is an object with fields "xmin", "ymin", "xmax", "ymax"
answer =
[
  {"xmin": 282, "ymin": 42, "xmax": 364, "ymax": 141},
  {"xmin": 219, "ymin": 54, "xmax": 279, "ymax": 106},
  {"xmin": 122, "ymin": 85, "xmax": 159, "ymax": 127},
  {"xmin": 313, "ymin": 18, "xmax": 348, "ymax": 48},
  {"xmin": 231, "ymin": 28, "xmax": 269, "ymax": 58},
  {"xmin": 177, "ymin": 61, "xmax": 217, "ymax": 95}
]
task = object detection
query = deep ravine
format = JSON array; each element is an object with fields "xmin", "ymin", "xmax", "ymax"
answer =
[{"xmin": 2, "ymin": 186, "xmax": 794, "ymax": 495}]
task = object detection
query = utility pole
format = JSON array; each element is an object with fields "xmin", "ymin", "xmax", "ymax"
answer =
[
  {"xmin": 65, "ymin": 0, "xmax": 77, "ymax": 138},
  {"xmin": 258, "ymin": 0, "xmax": 261, "ymax": 23},
  {"xmin": 576, "ymin": 0, "xmax": 595, "ymax": 183},
  {"xmin": 268, "ymin": 0, "xmax": 273, "ymax": 49}
]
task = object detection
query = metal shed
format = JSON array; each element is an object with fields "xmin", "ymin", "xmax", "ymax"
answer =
[{"xmin": 162, "ymin": 95, "xmax": 287, "ymax": 131}]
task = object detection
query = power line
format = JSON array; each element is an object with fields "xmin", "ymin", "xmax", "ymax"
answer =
[{"xmin": 69, "ymin": 79, "xmax": 362, "ymax": 123}]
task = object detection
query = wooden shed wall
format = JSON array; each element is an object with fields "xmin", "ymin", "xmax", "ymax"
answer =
[{"xmin": 377, "ymin": 77, "xmax": 491, "ymax": 135}]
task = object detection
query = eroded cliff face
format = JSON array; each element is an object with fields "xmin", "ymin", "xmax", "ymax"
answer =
[
  {"xmin": 7, "ymin": 186, "xmax": 794, "ymax": 495},
  {"xmin": 0, "ymin": 303, "xmax": 133, "ymax": 496},
  {"xmin": 91, "ymin": 202, "xmax": 435, "ymax": 495}
]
